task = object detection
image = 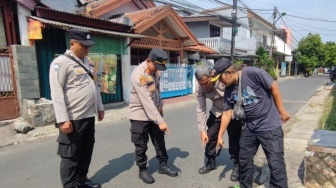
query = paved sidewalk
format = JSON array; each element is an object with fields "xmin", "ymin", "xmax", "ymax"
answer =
[
  {"xmin": 256, "ymin": 83, "xmax": 333, "ymax": 188},
  {"xmin": 0, "ymin": 95, "xmax": 196, "ymax": 149}
]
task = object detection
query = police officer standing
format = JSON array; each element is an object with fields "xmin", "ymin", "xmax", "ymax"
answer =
[
  {"xmin": 128, "ymin": 48, "xmax": 178, "ymax": 184},
  {"xmin": 195, "ymin": 62, "xmax": 241, "ymax": 181},
  {"xmin": 49, "ymin": 29, "xmax": 104, "ymax": 188}
]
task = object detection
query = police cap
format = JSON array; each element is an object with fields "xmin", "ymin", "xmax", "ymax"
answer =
[
  {"xmin": 69, "ymin": 29, "xmax": 96, "ymax": 46},
  {"xmin": 148, "ymin": 48, "xmax": 168, "ymax": 71}
]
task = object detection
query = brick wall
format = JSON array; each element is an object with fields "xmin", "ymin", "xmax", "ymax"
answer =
[
  {"xmin": 0, "ymin": 9, "xmax": 7, "ymax": 46},
  {"xmin": 11, "ymin": 45, "xmax": 40, "ymax": 109}
]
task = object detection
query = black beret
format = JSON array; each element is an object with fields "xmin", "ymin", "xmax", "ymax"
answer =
[
  {"xmin": 148, "ymin": 48, "xmax": 168, "ymax": 71},
  {"xmin": 69, "ymin": 29, "xmax": 95, "ymax": 46},
  {"xmin": 212, "ymin": 58, "xmax": 232, "ymax": 76}
]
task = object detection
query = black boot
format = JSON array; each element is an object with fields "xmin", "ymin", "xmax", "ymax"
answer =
[
  {"xmin": 139, "ymin": 169, "xmax": 155, "ymax": 184},
  {"xmin": 230, "ymin": 163, "xmax": 240, "ymax": 182},
  {"xmin": 158, "ymin": 162, "xmax": 178, "ymax": 177},
  {"xmin": 199, "ymin": 157, "xmax": 217, "ymax": 174}
]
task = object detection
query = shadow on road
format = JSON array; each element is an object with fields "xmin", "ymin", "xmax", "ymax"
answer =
[
  {"xmin": 90, "ymin": 152, "xmax": 135, "ymax": 184},
  {"xmin": 215, "ymin": 149, "xmax": 232, "ymax": 181},
  {"xmin": 147, "ymin": 147, "xmax": 189, "ymax": 173}
]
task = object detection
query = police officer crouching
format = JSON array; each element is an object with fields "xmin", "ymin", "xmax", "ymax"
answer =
[{"xmin": 128, "ymin": 48, "xmax": 178, "ymax": 184}]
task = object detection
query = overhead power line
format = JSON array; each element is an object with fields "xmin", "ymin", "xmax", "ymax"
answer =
[
  {"xmin": 284, "ymin": 17, "xmax": 336, "ymax": 32},
  {"xmin": 287, "ymin": 15, "xmax": 336, "ymax": 23},
  {"xmin": 278, "ymin": 15, "xmax": 299, "ymax": 45},
  {"xmin": 282, "ymin": 18, "xmax": 336, "ymax": 36}
]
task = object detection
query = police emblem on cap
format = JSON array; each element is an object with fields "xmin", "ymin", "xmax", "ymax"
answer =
[{"xmin": 86, "ymin": 34, "xmax": 90, "ymax": 39}]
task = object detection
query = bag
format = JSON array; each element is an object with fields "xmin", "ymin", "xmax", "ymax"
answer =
[
  {"xmin": 233, "ymin": 70, "xmax": 245, "ymax": 120},
  {"xmin": 63, "ymin": 53, "xmax": 94, "ymax": 80}
]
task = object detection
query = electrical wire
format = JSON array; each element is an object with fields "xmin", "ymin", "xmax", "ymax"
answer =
[
  {"xmin": 286, "ymin": 15, "xmax": 336, "ymax": 23},
  {"xmin": 283, "ymin": 17, "xmax": 336, "ymax": 31},
  {"xmin": 282, "ymin": 17, "xmax": 336, "ymax": 36},
  {"xmin": 278, "ymin": 16, "xmax": 300, "ymax": 45}
]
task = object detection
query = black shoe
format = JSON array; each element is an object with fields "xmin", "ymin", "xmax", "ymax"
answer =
[
  {"xmin": 77, "ymin": 178, "xmax": 101, "ymax": 188},
  {"xmin": 139, "ymin": 169, "xmax": 155, "ymax": 184},
  {"xmin": 158, "ymin": 162, "xmax": 178, "ymax": 177},
  {"xmin": 230, "ymin": 163, "xmax": 240, "ymax": 182},
  {"xmin": 198, "ymin": 162, "xmax": 217, "ymax": 174}
]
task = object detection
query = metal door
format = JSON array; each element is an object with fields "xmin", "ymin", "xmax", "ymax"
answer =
[{"xmin": 0, "ymin": 47, "xmax": 19, "ymax": 120}]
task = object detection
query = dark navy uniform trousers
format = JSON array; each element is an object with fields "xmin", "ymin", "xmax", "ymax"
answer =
[
  {"xmin": 206, "ymin": 112, "xmax": 242, "ymax": 163},
  {"xmin": 239, "ymin": 126, "xmax": 288, "ymax": 188},
  {"xmin": 130, "ymin": 120, "xmax": 168, "ymax": 170},
  {"xmin": 57, "ymin": 117, "xmax": 95, "ymax": 188}
]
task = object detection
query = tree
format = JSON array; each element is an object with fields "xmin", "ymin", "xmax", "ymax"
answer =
[
  {"xmin": 254, "ymin": 46, "xmax": 277, "ymax": 80},
  {"xmin": 296, "ymin": 33, "xmax": 324, "ymax": 71},
  {"xmin": 323, "ymin": 41, "xmax": 336, "ymax": 67}
]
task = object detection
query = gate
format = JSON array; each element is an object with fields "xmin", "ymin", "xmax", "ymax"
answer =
[
  {"xmin": 160, "ymin": 66, "xmax": 194, "ymax": 99},
  {"xmin": 0, "ymin": 47, "xmax": 19, "ymax": 120}
]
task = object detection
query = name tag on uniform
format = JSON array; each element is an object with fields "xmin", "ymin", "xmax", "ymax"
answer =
[{"xmin": 74, "ymin": 68, "xmax": 86, "ymax": 75}]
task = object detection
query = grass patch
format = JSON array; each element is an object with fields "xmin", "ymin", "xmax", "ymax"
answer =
[{"xmin": 319, "ymin": 88, "xmax": 336, "ymax": 130}]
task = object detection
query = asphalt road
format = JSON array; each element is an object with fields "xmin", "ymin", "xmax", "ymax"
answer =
[{"xmin": 0, "ymin": 75, "xmax": 329, "ymax": 188}]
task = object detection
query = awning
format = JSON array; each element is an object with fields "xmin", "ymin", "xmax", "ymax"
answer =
[{"xmin": 29, "ymin": 16, "xmax": 146, "ymax": 39}]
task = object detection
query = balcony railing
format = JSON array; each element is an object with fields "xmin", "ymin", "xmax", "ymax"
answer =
[
  {"xmin": 199, "ymin": 37, "xmax": 257, "ymax": 55},
  {"xmin": 198, "ymin": 37, "xmax": 231, "ymax": 53}
]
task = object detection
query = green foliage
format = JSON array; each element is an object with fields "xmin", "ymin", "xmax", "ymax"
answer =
[
  {"xmin": 254, "ymin": 46, "xmax": 277, "ymax": 79},
  {"xmin": 323, "ymin": 41, "xmax": 336, "ymax": 67},
  {"xmin": 296, "ymin": 33, "xmax": 324, "ymax": 69},
  {"xmin": 233, "ymin": 59, "xmax": 244, "ymax": 67},
  {"xmin": 320, "ymin": 88, "xmax": 336, "ymax": 131},
  {"xmin": 268, "ymin": 68, "xmax": 277, "ymax": 80}
]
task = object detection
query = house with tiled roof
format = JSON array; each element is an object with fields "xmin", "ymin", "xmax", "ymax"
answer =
[
  {"xmin": 177, "ymin": 6, "xmax": 257, "ymax": 64},
  {"xmin": 1, "ymin": 0, "xmax": 219, "ymax": 121},
  {"xmin": 0, "ymin": 0, "xmax": 148, "ymax": 122},
  {"xmin": 181, "ymin": 5, "xmax": 293, "ymax": 74},
  {"xmin": 83, "ymin": 0, "xmax": 217, "ymax": 99}
]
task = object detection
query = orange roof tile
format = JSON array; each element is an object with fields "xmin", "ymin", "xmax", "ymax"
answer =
[
  {"xmin": 125, "ymin": 6, "xmax": 168, "ymax": 25},
  {"xmin": 185, "ymin": 44, "xmax": 218, "ymax": 54}
]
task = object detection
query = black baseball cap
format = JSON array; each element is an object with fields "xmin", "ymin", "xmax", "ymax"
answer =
[
  {"xmin": 212, "ymin": 58, "xmax": 232, "ymax": 76},
  {"xmin": 148, "ymin": 48, "xmax": 168, "ymax": 71},
  {"xmin": 69, "ymin": 29, "xmax": 96, "ymax": 46}
]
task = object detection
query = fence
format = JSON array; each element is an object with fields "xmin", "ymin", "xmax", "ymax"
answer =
[{"xmin": 160, "ymin": 66, "xmax": 194, "ymax": 99}]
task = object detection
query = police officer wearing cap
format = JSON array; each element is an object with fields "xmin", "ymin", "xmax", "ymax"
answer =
[
  {"xmin": 214, "ymin": 58, "xmax": 290, "ymax": 188},
  {"xmin": 49, "ymin": 29, "xmax": 104, "ymax": 188},
  {"xmin": 128, "ymin": 48, "xmax": 178, "ymax": 184},
  {"xmin": 194, "ymin": 61, "xmax": 241, "ymax": 181}
]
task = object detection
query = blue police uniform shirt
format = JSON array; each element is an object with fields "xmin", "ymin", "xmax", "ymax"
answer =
[{"xmin": 223, "ymin": 67, "xmax": 282, "ymax": 132}]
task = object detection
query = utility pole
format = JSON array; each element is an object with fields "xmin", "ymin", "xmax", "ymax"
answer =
[
  {"xmin": 230, "ymin": 0, "xmax": 237, "ymax": 61},
  {"xmin": 269, "ymin": 6, "xmax": 278, "ymax": 58}
]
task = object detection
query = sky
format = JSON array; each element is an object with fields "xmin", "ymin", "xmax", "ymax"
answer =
[{"xmin": 175, "ymin": 0, "xmax": 336, "ymax": 45}]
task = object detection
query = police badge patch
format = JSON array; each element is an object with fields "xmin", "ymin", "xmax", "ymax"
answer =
[
  {"xmin": 54, "ymin": 63, "xmax": 61, "ymax": 71},
  {"xmin": 139, "ymin": 76, "xmax": 146, "ymax": 86}
]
